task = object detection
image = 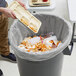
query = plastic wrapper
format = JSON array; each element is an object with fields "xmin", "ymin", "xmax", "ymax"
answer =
[{"xmin": 9, "ymin": 14, "xmax": 72, "ymax": 61}]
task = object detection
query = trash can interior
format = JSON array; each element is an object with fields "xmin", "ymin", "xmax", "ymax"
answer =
[
  {"xmin": 9, "ymin": 14, "xmax": 72, "ymax": 61},
  {"xmin": 10, "ymin": 14, "xmax": 70, "ymax": 45}
]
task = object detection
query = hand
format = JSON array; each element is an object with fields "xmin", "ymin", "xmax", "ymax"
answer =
[
  {"xmin": 16, "ymin": 0, "xmax": 26, "ymax": 9},
  {"xmin": 2, "ymin": 8, "xmax": 16, "ymax": 19}
]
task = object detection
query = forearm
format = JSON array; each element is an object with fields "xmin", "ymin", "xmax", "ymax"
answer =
[
  {"xmin": 0, "ymin": 0, "xmax": 22, "ymax": 13},
  {"xmin": 0, "ymin": 7, "xmax": 5, "ymax": 13}
]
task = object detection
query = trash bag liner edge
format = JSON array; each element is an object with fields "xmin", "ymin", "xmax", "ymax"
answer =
[{"xmin": 9, "ymin": 14, "xmax": 72, "ymax": 61}]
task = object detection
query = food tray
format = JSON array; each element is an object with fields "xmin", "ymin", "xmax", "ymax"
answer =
[
  {"xmin": 29, "ymin": 0, "xmax": 50, "ymax": 7},
  {"xmin": 8, "ymin": 1, "xmax": 41, "ymax": 33}
]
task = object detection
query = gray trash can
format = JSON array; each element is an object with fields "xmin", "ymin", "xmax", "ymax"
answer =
[{"xmin": 9, "ymin": 14, "xmax": 72, "ymax": 76}]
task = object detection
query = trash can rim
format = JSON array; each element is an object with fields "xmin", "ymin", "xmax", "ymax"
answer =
[{"xmin": 9, "ymin": 14, "xmax": 72, "ymax": 56}]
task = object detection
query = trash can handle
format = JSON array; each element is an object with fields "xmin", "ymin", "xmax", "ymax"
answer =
[
  {"xmin": 63, "ymin": 23, "xmax": 75, "ymax": 55},
  {"xmin": 63, "ymin": 42, "xmax": 73, "ymax": 55}
]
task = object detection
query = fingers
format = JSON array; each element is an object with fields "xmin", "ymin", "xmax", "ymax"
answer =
[
  {"xmin": 11, "ymin": 11, "xmax": 17, "ymax": 19},
  {"xmin": 2, "ymin": 8, "xmax": 16, "ymax": 19},
  {"xmin": 23, "ymin": 5, "xmax": 27, "ymax": 10},
  {"xmin": 18, "ymin": 1, "xmax": 25, "ymax": 7},
  {"xmin": 16, "ymin": 0, "xmax": 27, "ymax": 9},
  {"xmin": 8, "ymin": 11, "xmax": 16, "ymax": 19},
  {"xmin": 11, "ymin": 14, "xmax": 16, "ymax": 19}
]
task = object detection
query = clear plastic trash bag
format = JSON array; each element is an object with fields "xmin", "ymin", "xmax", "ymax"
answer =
[{"xmin": 9, "ymin": 14, "xmax": 72, "ymax": 61}]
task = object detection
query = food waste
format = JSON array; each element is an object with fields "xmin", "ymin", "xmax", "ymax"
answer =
[{"xmin": 18, "ymin": 33, "xmax": 62, "ymax": 53}]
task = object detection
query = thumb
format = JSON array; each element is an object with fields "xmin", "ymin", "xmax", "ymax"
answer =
[{"xmin": 11, "ymin": 11, "xmax": 17, "ymax": 19}]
